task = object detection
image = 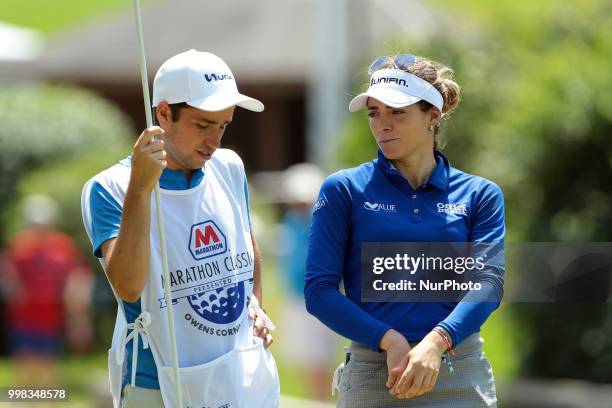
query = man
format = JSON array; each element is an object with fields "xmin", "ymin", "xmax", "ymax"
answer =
[
  {"xmin": 81, "ymin": 50, "xmax": 279, "ymax": 408},
  {"xmin": 3, "ymin": 194, "xmax": 93, "ymax": 387}
]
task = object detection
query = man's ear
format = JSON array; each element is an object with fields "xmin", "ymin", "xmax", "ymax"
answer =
[{"xmin": 156, "ymin": 102, "xmax": 172, "ymax": 128}]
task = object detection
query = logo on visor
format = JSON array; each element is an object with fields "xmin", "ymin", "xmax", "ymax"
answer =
[
  {"xmin": 189, "ymin": 220, "xmax": 227, "ymax": 260},
  {"xmin": 370, "ymin": 77, "xmax": 410, "ymax": 88},
  {"xmin": 204, "ymin": 73, "xmax": 233, "ymax": 82}
]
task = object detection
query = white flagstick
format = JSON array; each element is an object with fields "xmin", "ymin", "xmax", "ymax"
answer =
[{"xmin": 131, "ymin": 0, "xmax": 183, "ymax": 406}]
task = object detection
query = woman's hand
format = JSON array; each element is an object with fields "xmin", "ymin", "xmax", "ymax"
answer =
[
  {"xmin": 390, "ymin": 330, "xmax": 447, "ymax": 398},
  {"xmin": 379, "ymin": 329, "xmax": 411, "ymax": 390}
]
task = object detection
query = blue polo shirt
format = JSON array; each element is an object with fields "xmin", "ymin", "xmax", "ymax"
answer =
[
  {"xmin": 88, "ymin": 157, "xmax": 251, "ymax": 389},
  {"xmin": 304, "ymin": 150, "xmax": 505, "ymax": 351}
]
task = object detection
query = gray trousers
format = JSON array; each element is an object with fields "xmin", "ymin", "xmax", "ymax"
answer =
[
  {"xmin": 336, "ymin": 333, "xmax": 497, "ymax": 408},
  {"xmin": 121, "ymin": 386, "xmax": 164, "ymax": 408}
]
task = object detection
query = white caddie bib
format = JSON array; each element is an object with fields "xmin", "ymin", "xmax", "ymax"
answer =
[{"xmin": 82, "ymin": 149, "xmax": 280, "ymax": 408}]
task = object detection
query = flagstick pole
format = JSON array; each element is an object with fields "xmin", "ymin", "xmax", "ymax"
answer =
[{"xmin": 131, "ymin": 0, "xmax": 183, "ymax": 405}]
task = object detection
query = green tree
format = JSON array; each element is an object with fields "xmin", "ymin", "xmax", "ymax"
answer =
[{"xmin": 0, "ymin": 85, "xmax": 133, "ymax": 244}]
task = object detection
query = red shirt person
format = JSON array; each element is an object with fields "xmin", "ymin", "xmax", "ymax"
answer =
[{"xmin": 2, "ymin": 195, "xmax": 93, "ymax": 365}]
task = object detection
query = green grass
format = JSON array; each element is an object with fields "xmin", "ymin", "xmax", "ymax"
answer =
[
  {"xmin": 0, "ymin": 0, "xmax": 159, "ymax": 35},
  {"xmin": 0, "ymin": 353, "xmax": 107, "ymax": 407},
  {"xmin": 481, "ymin": 303, "xmax": 520, "ymax": 381}
]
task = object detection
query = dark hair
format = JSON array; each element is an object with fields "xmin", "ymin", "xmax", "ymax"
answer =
[{"xmin": 153, "ymin": 102, "xmax": 190, "ymax": 124}]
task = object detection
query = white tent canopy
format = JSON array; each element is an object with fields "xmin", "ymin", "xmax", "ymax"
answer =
[{"xmin": 0, "ymin": 21, "xmax": 44, "ymax": 62}]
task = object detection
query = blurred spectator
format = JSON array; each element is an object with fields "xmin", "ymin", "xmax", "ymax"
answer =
[
  {"xmin": 277, "ymin": 164, "xmax": 339, "ymax": 400},
  {"xmin": 0, "ymin": 194, "xmax": 94, "ymax": 387}
]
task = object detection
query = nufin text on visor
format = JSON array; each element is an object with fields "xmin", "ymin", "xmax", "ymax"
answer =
[{"xmin": 348, "ymin": 69, "xmax": 444, "ymax": 112}]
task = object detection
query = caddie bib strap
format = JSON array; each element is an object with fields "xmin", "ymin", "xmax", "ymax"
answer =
[{"xmin": 116, "ymin": 311, "xmax": 151, "ymax": 387}]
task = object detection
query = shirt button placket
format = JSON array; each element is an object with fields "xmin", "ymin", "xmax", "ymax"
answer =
[{"xmin": 411, "ymin": 193, "xmax": 422, "ymax": 223}]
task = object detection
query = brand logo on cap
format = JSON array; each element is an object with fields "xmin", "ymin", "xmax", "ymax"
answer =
[
  {"xmin": 370, "ymin": 76, "xmax": 410, "ymax": 88},
  {"xmin": 204, "ymin": 73, "xmax": 234, "ymax": 82}
]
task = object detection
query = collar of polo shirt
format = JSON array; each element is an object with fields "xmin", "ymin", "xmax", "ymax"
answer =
[{"xmin": 377, "ymin": 149, "xmax": 450, "ymax": 191}]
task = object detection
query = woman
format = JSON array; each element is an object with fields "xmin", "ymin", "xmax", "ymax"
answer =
[{"xmin": 305, "ymin": 54, "xmax": 504, "ymax": 407}]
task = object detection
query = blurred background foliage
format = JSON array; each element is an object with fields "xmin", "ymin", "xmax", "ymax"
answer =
[
  {"xmin": 0, "ymin": 0, "xmax": 611, "ymax": 403},
  {"xmin": 0, "ymin": 85, "xmax": 134, "ymax": 359},
  {"xmin": 343, "ymin": 0, "xmax": 611, "ymax": 241},
  {"xmin": 341, "ymin": 0, "xmax": 612, "ymax": 383},
  {"xmin": 0, "ymin": 85, "xmax": 133, "ymax": 246}
]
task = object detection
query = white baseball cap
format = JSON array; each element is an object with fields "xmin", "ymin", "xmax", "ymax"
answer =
[
  {"xmin": 281, "ymin": 163, "xmax": 325, "ymax": 204},
  {"xmin": 152, "ymin": 49, "xmax": 264, "ymax": 112},
  {"xmin": 22, "ymin": 194, "xmax": 59, "ymax": 226},
  {"xmin": 348, "ymin": 68, "xmax": 443, "ymax": 112}
]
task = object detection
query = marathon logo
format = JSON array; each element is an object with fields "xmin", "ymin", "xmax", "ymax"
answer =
[
  {"xmin": 204, "ymin": 73, "xmax": 233, "ymax": 82},
  {"xmin": 189, "ymin": 220, "xmax": 227, "ymax": 260},
  {"xmin": 370, "ymin": 76, "xmax": 410, "ymax": 88}
]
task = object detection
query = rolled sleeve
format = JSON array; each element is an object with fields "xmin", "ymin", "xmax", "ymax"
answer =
[{"xmin": 89, "ymin": 181, "xmax": 123, "ymax": 258}]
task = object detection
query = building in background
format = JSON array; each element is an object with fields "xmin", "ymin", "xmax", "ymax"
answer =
[{"xmin": 0, "ymin": 0, "xmax": 439, "ymax": 172}]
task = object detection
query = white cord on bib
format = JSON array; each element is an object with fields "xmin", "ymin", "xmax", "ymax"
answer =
[
  {"xmin": 116, "ymin": 311, "xmax": 152, "ymax": 387},
  {"xmin": 331, "ymin": 362, "xmax": 345, "ymax": 396}
]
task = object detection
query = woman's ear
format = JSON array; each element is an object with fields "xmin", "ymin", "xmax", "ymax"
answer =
[{"xmin": 429, "ymin": 107, "xmax": 442, "ymax": 126}]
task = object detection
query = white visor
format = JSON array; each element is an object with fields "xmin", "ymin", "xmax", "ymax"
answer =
[{"xmin": 349, "ymin": 69, "xmax": 443, "ymax": 112}]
